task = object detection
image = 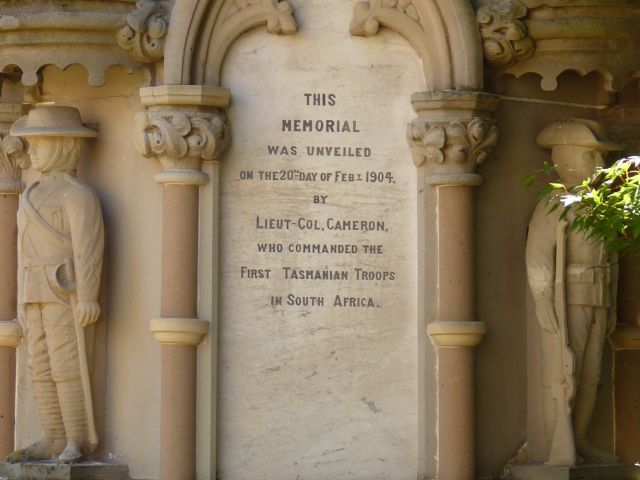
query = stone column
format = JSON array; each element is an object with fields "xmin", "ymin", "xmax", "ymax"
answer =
[
  {"xmin": 407, "ymin": 91, "xmax": 499, "ymax": 480},
  {"xmin": 0, "ymin": 103, "xmax": 26, "ymax": 458},
  {"xmin": 135, "ymin": 85, "xmax": 229, "ymax": 480}
]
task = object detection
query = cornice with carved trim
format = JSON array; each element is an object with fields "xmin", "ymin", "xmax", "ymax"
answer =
[
  {"xmin": 0, "ymin": 0, "xmax": 169, "ymax": 86},
  {"xmin": 477, "ymin": 0, "xmax": 640, "ymax": 91}
]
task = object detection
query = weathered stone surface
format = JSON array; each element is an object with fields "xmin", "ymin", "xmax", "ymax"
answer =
[
  {"xmin": 214, "ymin": 1, "xmax": 424, "ymax": 478},
  {"xmin": 0, "ymin": 462, "xmax": 128, "ymax": 480}
]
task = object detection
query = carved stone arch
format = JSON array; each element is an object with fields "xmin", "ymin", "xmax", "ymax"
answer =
[
  {"xmin": 163, "ymin": 0, "xmax": 296, "ymax": 86},
  {"xmin": 350, "ymin": 0, "xmax": 484, "ymax": 90}
]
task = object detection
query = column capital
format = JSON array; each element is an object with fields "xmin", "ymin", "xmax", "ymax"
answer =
[
  {"xmin": 407, "ymin": 91, "xmax": 499, "ymax": 184},
  {"xmin": 135, "ymin": 85, "xmax": 231, "ymax": 185},
  {"xmin": 0, "ymin": 103, "xmax": 28, "ymax": 194}
]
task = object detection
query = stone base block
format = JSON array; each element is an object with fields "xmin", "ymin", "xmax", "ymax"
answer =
[
  {"xmin": 0, "ymin": 462, "xmax": 129, "ymax": 480},
  {"xmin": 507, "ymin": 463, "xmax": 640, "ymax": 480}
]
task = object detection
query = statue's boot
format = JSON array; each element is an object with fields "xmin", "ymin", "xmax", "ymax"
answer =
[
  {"xmin": 56, "ymin": 379, "xmax": 87, "ymax": 464},
  {"xmin": 5, "ymin": 380, "xmax": 66, "ymax": 462},
  {"xmin": 574, "ymin": 383, "xmax": 619, "ymax": 465}
]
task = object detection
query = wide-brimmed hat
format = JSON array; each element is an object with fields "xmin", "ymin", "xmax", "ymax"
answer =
[
  {"xmin": 10, "ymin": 106, "xmax": 97, "ymax": 138},
  {"xmin": 537, "ymin": 118, "xmax": 622, "ymax": 152}
]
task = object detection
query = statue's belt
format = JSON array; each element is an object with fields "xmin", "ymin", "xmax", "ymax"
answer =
[{"xmin": 566, "ymin": 263, "xmax": 611, "ymax": 284}]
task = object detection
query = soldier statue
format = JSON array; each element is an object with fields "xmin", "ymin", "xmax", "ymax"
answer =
[
  {"xmin": 6, "ymin": 106, "xmax": 103, "ymax": 463},
  {"xmin": 526, "ymin": 118, "xmax": 621, "ymax": 465}
]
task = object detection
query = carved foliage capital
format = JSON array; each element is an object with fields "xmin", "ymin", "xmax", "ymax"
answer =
[
  {"xmin": 407, "ymin": 117, "xmax": 499, "ymax": 173},
  {"xmin": 135, "ymin": 109, "xmax": 229, "ymax": 172},
  {"xmin": 477, "ymin": 0, "xmax": 534, "ymax": 67},
  {"xmin": 116, "ymin": 0, "xmax": 170, "ymax": 63}
]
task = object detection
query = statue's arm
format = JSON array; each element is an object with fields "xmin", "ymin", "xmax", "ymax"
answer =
[
  {"xmin": 526, "ymin": 201, "xmax": 559, "ymax": 333},
  {"xmin": 66, "ymin": 183, "xmax": 105, "ymax": 326}
]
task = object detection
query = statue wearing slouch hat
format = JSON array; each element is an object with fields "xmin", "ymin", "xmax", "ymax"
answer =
[
  {"xmin": 526, "ymin": 118, "xmax": 621, "ymax": 466},
  {"xmin": 6, "ymin": 106, "xmax": 103, "ymax": 463}
]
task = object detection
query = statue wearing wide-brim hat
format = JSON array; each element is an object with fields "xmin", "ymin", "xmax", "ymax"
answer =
[
  {"xmin": 6, "ymin": 103, "xmax": 104, "ymax": 464},
  {"xmin": 10, "ymin": 106, "xmax": 98, "ymax": 138},
  {"xmin": 537, "ymin": 118, "xmax": 623, "ymax": 152}
]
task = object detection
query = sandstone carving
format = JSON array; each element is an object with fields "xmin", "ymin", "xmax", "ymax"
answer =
[
  {"xmin": 116, "ymin": 0, "xmax": 170, "ymax": 63},
  {"xmin": 134, "ymin": 110, "xmax": 229, "ymax": 170},
  {"xmin": 477, "ymin": 0, "xmax": 534, "ymax": 67},
  {"xmin": 526, "ymin": 118, "xmax": 622, "ymax": 465},
  {"xmin": 0, "ymin": 126, "xmax": 28, "ymax": 194},
  {"xmin": 188, "ymin": 0, "xmax": 297, "ymax": 86},
  {"xmin": 0, "ymin": 1, "xmax": 154, "ymax": 86},
  {"xmin": 407, "ymin": 117, "xmax": 499, "ymax": 169},
  {"xmin": 486, "ymin": 1, "xmax": 640, "ymax": 91},
  {"xmin": 350, "ymin": 0, "xmax": 483, "ymax": 90},
  {"xmin": 7, "ymin": 106, "xmax": 103, "ymax": 464}
]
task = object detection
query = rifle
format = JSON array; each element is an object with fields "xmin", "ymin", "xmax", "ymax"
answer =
[
  {"xmin": 547, "ymin": 219, "xmax": 577, "ymax": 466},
  {"xmin": 70, "ymin": 294, "xmax": 99, "ymax": 450}
]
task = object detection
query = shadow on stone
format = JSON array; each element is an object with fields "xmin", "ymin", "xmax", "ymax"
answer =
[{"xmin": 507, "ymin": 463, "xmax": 640, "ymax": 480}]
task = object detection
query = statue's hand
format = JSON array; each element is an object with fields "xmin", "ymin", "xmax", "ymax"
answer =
[
  {"xmin": 535, "ymin": 299, "xmax": 558, "ymax": 333},
  {"xmin": 76, "ymin": 301, "xmax": 101, "ymax": 327}
]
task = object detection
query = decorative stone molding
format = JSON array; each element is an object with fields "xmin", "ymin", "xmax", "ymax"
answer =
[
  {"xmin": 0, "ymin": 104, "xmax": 27, "ymax": 194},
  {"xmin": 116, "ymin": 0, "xmax": 170, "ymax": 64},
  {"xmin": 407, "ymin": 91, "xmax": 499, "ymax": 177},
  {"xmin": 477, "ymin": 0, "xmax": 534, "ymax": 67},
  {"xmin": 163, "ymin": 0, "xmax": 297, "ymax": 86},
  {"xmin": 150, "ymin": 318, "xmax": 209, "ymax": 346},
  {"xmin": 478, "ymin": 0, "xmax": 640, "ymax": 91},
  {"xmin": 135, "ymin": 85, "xmax": 231, "ymax": 185},
  {"xmin": 350, "ymin": 0, "xmax": 483, "ymax": 90},
  {"xmin": 427, "ymin": 321, "xmax": 487, "ymax": 348},
  {"xmin": 0, "ymin": 0, "xmax": 167, "ymax": 86},
  {"xmin": 0, "ymin": 322, "xmax": 21, "ymax": 348}
]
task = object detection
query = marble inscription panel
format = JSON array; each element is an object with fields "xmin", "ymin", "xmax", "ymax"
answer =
[{"xmin": 218, "ymin": 1, "xmax": 422, "ymax": 478}]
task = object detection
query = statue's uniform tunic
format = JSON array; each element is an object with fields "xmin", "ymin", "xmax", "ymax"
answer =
[
  {"xmin": 17, "ymin": 174, "xmax": 104, "ymax": 442},
  {"xmin": 526, "ymin": 201, "xmax": 613, "ymax": 391}
]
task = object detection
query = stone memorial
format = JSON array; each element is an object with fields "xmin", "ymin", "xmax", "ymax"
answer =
[
  {"xmin": 215, "ymin": 2, "xmax": 422, "ymax": 477},
  {"xmin": 1, "ymin": 1, "xmax": 640, "ymax": 480}
]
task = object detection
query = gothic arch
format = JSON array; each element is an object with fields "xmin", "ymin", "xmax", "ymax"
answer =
[
  {"xmin": 164, "ymin": 0, "xmax": 483, "ymax": 91},
  {"xmin": 163, "ymin": 0, "xmax": 297, "ymax": 86}
]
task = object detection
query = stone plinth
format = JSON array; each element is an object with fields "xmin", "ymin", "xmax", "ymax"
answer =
[
  {"xmin": 507, "ymin": 464, "xmax": 640, "ymax": 480},
  {"xmin": 0, "ymin": 462, "xmax": 129, "ymax": 480}
]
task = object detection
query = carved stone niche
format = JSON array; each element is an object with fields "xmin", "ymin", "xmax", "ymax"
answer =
[
  {"xmin": 0, "ymin": 0, "xmax": 170, "ymax": 86},
  {"xmin": 477, "ymin": 0, "xmax": 640, "ymax": 92}
]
